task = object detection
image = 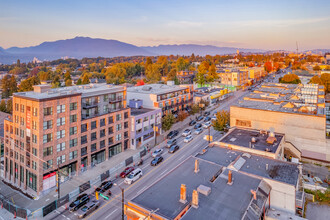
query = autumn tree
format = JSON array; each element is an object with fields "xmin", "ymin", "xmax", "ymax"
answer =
[
  {"xmin": 1, "ymin": 75, "xmax": 17, "ymax": 98},
  {"xmin": 157, "ymin": 56, "xmax": 168, "ymax": 76},
  {"xmin": 18, "ymin": 76, "xmax": 40, "ymax": 92},
  {"xmin": 6, "ymin": 99, "xmax": 12, "ymax": 113},
  {"xmin": 176, "ymin": 57, "xmax": 189, "ymax": 71},
  {"xmin": 320, "ymin": 73, "xmax": 330, "ymax": 93},
  {"xmin": 195, "ymin": 64, "xmax": 206, "ymax": 86},
  {"xmin": 313, "ymin": 65, "xmax": 321, "ymax": 71},
  {"xmin": 51, "ymin": 75, "xmax": 61, "ymax": 88},
  {"xmin": 105, "ymin": 64, "xmax": 126, "ymax": 84},
  {"xmin": 264, "ymin": 61, "xmax": 273, "ymax": 73},
  {"xmin": 212, "ymin": 110, "xmax": 230, "ymax": 131},
  {"xmin": 145, "ymin": 64, "xmax": 161, "ymax": 82},
  {"xmin": 162, "ymin": 113, "xmax": 175, "ymax": 132},
  {"xmin": 206, "ymin": 64, "xmax": 217, "ymax": 82},
  {"xmin": 0, "ymin": 100, "xmax": 6, "ymax": 112},
  {"xmin": 279, "ymin": 74, "xmax": 301, "ymax": 84},
  {"xmin": 177, "ymin": 110, "xmax": 188, "ymax": 122},
  {"xmin": 190, "ymin": 104, "xmax": 200, "ymax": 115},
  {"xmin": 81, "ymin": 74, "xmax": 90, "ymax": 85},
  {"xmin": 309, "ymin": 75, "xmax": 323, "ymax": 85},
  {"xmin": 64, "ymin": 71, "xmax": 72, "ymax": 86}
]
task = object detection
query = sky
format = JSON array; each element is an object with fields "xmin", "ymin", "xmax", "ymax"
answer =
[{"xmin": 0, "ymin": 0, "xmax": 330, "ymax": 51}]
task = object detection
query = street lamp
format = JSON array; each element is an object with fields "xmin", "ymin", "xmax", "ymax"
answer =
[{"xmin": 113, "ymin": 183, "xmax": 125, "ymax": 220}]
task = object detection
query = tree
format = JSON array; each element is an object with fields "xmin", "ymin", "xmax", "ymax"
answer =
[
  {"xmin": 64, "ymin": 71, "xmax": 72, "ymax": 81},
  {"xmin": 320, "ymin": 73, "xmax": 330, "ymax": 93},
  {"xmin": 212, "ymin": 110, "xmax": 230, "ymax": 131},
  {"xmin": 1, "ymin": 75, "xmax": 17, "ymax": 98},
  {"xmin": 162, "ymin": 113, "xmax": 175, "ymax": 132},
  {"xmin": 264, "ymin": 62, "xmax": 273, "ymax": 73},
  {"xmin": 81, "ymin": 74, "xmax": 90, "ymax": 85},
  {"xmin": 76, "ymin": 78, "xmax": 82, "ymax": 85},
  {"xmin": 176, "ymin": 57, "xmax": 189, "ymax": 71},
  {"xmin": 65, "ymin": 79, "xmax": 72, "ymax": 87},
  {"xmin": 174, "ymin": 75, "xmax": 180, "ymax": 85},
  {"xmin": 18, "ymin": 76, "xmax": 40, "ymax": 92},
  {"xmin": 0, "ymin": 100, "xmax": 6, "ymax": 112},
  {"xmin": 51, "ymin": 75, "xmax": 61, "ymax": 88},
  {"xmin": 309, "ymin": 75, "xmax": 323, "ymax": 85},
  {"xmin": 6, "ymin": 99, "xmax": 12, "ymax": 113},
  {"xmin": 313, "ymin": 65, "xmax": 321, "ymax": 71},
  {"xmin": 38, "ymin": 71, "xmax": 50, "ymax": 81},
  {"xmin": 177, "ymin": 111, "xmax": 188, "ymax": 122},
  {"xmin": 206, "ymin": 64, "xmax": 217, "ymax": 82},
  {"xmin": 195, "ymin": 64, "xmax": 206, "ymax": 86},
  {"xmin": 145, "ymin": 64, "xmax": 161, "ymax": 82},
  {"xmin": 279, "ymin": 74, "xmax": 301, "ymax": 84},
  {"xmin": 190, "ymin": 104, "xmax": 200, "ymax": 115}
]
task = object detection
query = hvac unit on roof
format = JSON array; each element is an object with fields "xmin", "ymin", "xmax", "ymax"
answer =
[{"xmin": 142, "ymin": 86, "xmax": 152, "ymax": 91}]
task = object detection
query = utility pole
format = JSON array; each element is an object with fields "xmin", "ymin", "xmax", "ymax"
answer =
[
  {"xmin": 208, "ymin": 126, "xmax": 211, "ymax": 144},
  {"xmin": 114, "ymin": 183, "xmax": 125, "ymax": 220},
  {"xmin": 57, "ymin": 166, "xmax": 60, "ymax": 199}
]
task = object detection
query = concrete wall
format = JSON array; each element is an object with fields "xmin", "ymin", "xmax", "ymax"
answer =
[
  {"xmin": 126, "ymin": 92, "xmax": 156, "ymax": 109},
  {"xmin": 230, "ymin": 106, "xmax": 329, "ymax": 162}
]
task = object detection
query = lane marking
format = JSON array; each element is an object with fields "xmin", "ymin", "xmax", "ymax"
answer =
[
  {"xmin": 105, "ymin": 209, "xmax": 118, "ymax": 219},
  {"xmin": 141, "ymin": 164, "xmax": 149, "ymax": 170},
  {"xmin": 159, "ymin": 169, "xmax": 169, "ymax": 176},
  {"xmin": 136, "ymin": 186, "xmax": 148, "ymax": 195},
  {"xmin": 62, "ymin": 214, "xmax": 66, "ymax": 218},
  {"xmin": 178, "ymin": 155, "xmax": 185, "ymax": 160},
  {"xmin": 45, "ymin": 198, "xmax": 50, "ymax": 202}
]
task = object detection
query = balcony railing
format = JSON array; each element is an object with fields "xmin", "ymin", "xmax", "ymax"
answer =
[
  {"xmin": 109, "ymin": 96, "xmax": 124, "ymax": 103},
  {"xmin": 82, "ymin": 102, "xmax": 98, "ymax": 109}
]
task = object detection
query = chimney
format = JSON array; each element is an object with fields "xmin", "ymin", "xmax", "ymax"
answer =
[
  {"xmin": 33, "ymin": 84, "xmax": 52, "ymax": 93},
  {"xmin": 179, "ymin": 184, "xmax": 187, "ymax": 204},
  {"xmin": 250, "ymin": 189, "xmax": 257, "ymax": 200},
  {"xmin": 191, "ymin": 190, "xmax": 199, "ymax": 209},
  {"xmin": 194, "ymin": 159, "xmax": 200, "ymax": 173},
  {"xmin": 227, "ymin": 170, "xmax": 233, "ymax": 185}
]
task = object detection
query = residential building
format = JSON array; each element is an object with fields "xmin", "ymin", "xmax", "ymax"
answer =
[
  {"xmin": 217, "ymin": 69, "xmax": 249, "ymax": 88},
  {"xmin": 129, "ymin": 99, "xmax": 162, "ymax": 149},
  {"xmin": 240, "ymin": 67, "xmax": 267, "ymax": 82},
  {"xmin": 177, "ymin": 71, "xmax": 195, "ymax": 84},
  {"xmin": 3, "ymin": 83, "xmax": 130, "ymax": 196},
  {"xmin": 127, "ymin": 82, "xmax": 193, "ymax": 116},
  {"xmin": 230, "ymin": 82, "xmax": 329, "ymax": 162}
]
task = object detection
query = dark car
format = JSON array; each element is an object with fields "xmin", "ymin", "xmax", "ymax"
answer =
[
  {"xmin": 196, "ymin": 116, "xmax": 204, "ymax": 121},
  {"xmin": 69, "ymin": 194, "xmax": 90, "ymax": 212},
  {"xmin": 194, "ymin": 123, "xmax": 202, "ymax": 129},
  {"xmin": 204, "ymin": 116, "xmax": 211, "ymax": 122},
  {"xmin": 166, "ymin": 138, "xmax": 177, "ymax": 148},
  {"xmin": 204, "ymin": 111, "xmax": 210, "ymax": 116},
  {"xmin": 94, "ymin": 180, "xmax": 113, "ymax": 193},
  {"xmin": 168, "ymin": 144, "xmax": 180, "ymax": 153},
  {"xmin": 189, "ymin": 120, "xmax": 197, "ymax": 126},
  {"xmin": 167, "ymin": 130, "xmax": 179, "ymax": 139},
  {"xmin": 151, "ymin": 156, "xmax": 163, "ymax": 166},
  {"xmin": 120, "ymin": 167, "xmax": 135, "ymax": 178}
]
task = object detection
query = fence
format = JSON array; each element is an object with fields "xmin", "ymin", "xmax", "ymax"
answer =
[{"xmin": 0, "ymin": 193, "xmax": 28, "ymax": 219}]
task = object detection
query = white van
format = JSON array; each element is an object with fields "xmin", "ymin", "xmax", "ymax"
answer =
[{"xmin": 124, "ymin": 168, "xmax": 143, "ymax": 184}]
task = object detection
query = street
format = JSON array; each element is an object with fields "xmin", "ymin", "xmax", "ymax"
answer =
[{"xmin": 42, "ymin": 89, "xmax": 249, "ymax": 220}]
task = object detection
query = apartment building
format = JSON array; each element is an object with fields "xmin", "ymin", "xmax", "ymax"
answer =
[
  {"xmin": 3, "ymin": 83, "xmax": 130, "ymax": 196},
  {"xmin": 231, "ymin": 82, "xmax": 329, "ymax": 162},
  {"xmin": 240, "ymin": 66, "xmax": 267, "ymax": 82},
  {"xmin": 217, "ymin": 68, "xmax": 249, "ymax": 88},
  {"xmin": 127, "ymin": 82, "xmax": 193, "ymax": 116}
]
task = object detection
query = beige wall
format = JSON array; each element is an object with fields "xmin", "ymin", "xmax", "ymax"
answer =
[{"xmin": 230, "ymin": 106, "xmax": 329, "ymax": 162}]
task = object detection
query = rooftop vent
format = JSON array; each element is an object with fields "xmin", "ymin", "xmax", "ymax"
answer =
[
  {"xmin": 142, "ymin": 86, "xmax": 152, "ymax": 91},
  {"xmin": 227, "ymin": 170, "xmax": 233, "ymax": 185},
  {"xmin": 197, "ymin": 185, "xmax": 211, "ymax": 196},
  {"xmin": 179, "ymin": 184, "xmax": 187, "ymax": 204}
]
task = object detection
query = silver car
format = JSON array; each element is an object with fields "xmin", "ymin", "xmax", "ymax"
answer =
[
  {"xmin": 77, "ymin": 199, "xmax": 100, "ymax": 218},
  {"xmin": 152, "ymin": 148, "xmax": 163, "ymax": 158}
]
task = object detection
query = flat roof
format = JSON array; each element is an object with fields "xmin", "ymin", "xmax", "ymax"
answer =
[
  {"xmin": 220, "ymin": 128, "xmax": 284, "ymax": 153},
  {"xmin": 196, "ymin": 146, "xmax": 299, "ymax": 186},
  {"xmin": 127, "ymin": 84, "xmax": 187, "ymax": 95},
  {"xmin": 130, "ymin": 107, "xmax": 159, "ymax": 116},
  {"xmin": 131, "ymin": 157, "xmax": 269, "ymax": 220},
  {"xmin": 13, "ymin": 83, "xmax": 125, "ymax": 100}
]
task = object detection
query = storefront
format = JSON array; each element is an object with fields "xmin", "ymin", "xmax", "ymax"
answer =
[
  {"xmin": 43, "ymin": 171, "xmax": 56, "ymax": 191},
  {"xmin": 109, "ymin": 143, "xmax": 122, "ymax": 158},
  {"xmin": 59, "ymin": 161, "xmax": 77, "ymax": 181},
  {"xmin": 91, "ymin": 149, "xmax": 105, "ymax": 166}
]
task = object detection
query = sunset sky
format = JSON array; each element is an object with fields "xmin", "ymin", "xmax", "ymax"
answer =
[{"xmin": 1, "ymin": 0, "xmax": 330, "ymax": 50}]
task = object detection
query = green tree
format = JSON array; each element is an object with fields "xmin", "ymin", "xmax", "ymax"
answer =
[
  {"xmin": 174, "ymin": 75, "xmax": 180, "ymax": 85},
  {"xmin": 176, "ymin": 57, "xmax": 189, "ymax": 71},
  {"xmin": 1, "ymin": 75, "xmax": 17, "ymax": 98},
  {"xmin": 212, "ymin": 110, "xmax": 230, "ymax": 131},
  {"xmin": 162, "ymin": 113, "xmax": 175, "ymax": 132},
  {"xmin": 81, "ymin": 74, "xmax": 90, "ymax": 85},
  {"xmin": 51, "ymin": 75, "xmax": 61, "ymax": 88},
  {"xmin": 0, "ymin": 100, "xmax": 6, "ymax": 112},
  {"xmin": 65, "ymin": 79, "xmax": 72, "ymax": 87},
  {"xmin": 38, "ymin": 71, "xmax": 50, "ymax": 81},
  {"xmin": 18, "ymin": 76, "xmax": 40, "ymax": 92},
  {"xmin": 145, "ymin": 64, "xmax": 161, "ymax": 82},
  {"xmin": 64, "ymin": 71, "xmax": 72, "ymax": 81},
  {"xmin": 6, "ymin": 99, "xmax": 12, "ymax": 113},
  {"xmin": 190, "ymin": 104, "xmax": 200, "ymax": 115},
  {"xmin": 76, "ymin": 78, "xmax": 82, "ymax": 85},
  {"xmin": 195, "ymin": 64, "xmax": 206, "ymax": 86}
]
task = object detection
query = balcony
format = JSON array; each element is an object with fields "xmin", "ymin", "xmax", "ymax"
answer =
[
  {"xmin": 82, "ymin": 102, "xmax": 98, "ymax": 109},
  {"xmin": 109, "ymin": 96, "xmax": 124, "ymax": 103}
]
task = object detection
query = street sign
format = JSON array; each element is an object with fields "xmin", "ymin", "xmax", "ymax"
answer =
[{"xmin": 99, "ymin": 193, "xmax": 109, "ymax": 200}]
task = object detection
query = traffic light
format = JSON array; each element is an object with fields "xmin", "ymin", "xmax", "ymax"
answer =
[{"xmin": 95, "ymin": 191, "xmax": 99, "ymax": 200}]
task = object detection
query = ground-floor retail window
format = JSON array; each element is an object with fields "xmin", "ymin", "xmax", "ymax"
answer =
[
  {"xmin": 109, "ymin": 143, "xmax": 122, "ymax": 158},
  {"xmin": 26, "ymin": 170, "xmax": 37, "ymax": 192},
  {"xmin": 91, "ymin": 150, "xmax": 105, "ymax": 166}
]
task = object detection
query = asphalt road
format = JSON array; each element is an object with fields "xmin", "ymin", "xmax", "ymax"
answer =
[{"xmin": 44, "ymin": 89, "xmax": 248, "ymax": 220}]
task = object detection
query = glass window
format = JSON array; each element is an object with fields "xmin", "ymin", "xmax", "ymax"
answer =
[
  {"xmin": 116, "ymin": 123, "xmax": 122, "ymax": 131},
  {"xmin": 115, "ymin": 134, "xmax": 122, "ymax": 141},
  {"xmin": 124, "ymin": 112, "xmax": 128, "ymax": 119},
  {"xmin": 70, "ymin": 114, "xmax": 77, "ymax": 123},
  {"xmin": 70, "ymin": 138, "xmax": 78, "ymax": 148},
  {"xmin": 108, "ymin": 116, "xmax": 114, "ymax": 124},
  {"xmin": 91, "ymin": 132, "xmax": 97, "ymax": 141},
  {"xmin": 57, "ymin": 117, "xmax": 65, "ymax": 126},
  {"xmin": 43, "ymin": 160, "xmax": 53, "ymax": 170},
  {"xmin": 43, "ymin": 146, "xmax": 53, "ymax": 157},
  {"xmin": 57, "ymin": 104, "xmax": 66, "ymax": 113},
  {"xmin": 81, "ymin": 135, "xmax": 87, "ymax": 144},
  {"xmin": 32, "ymin": 161, "xmax": 37, "ymax": 170},
  {"xmin": 32, "ymin": 147, "xmax": 37, "ymax": 156},
  {"xmin": 32, "ymin": 134, "xmax": 37, "ymax": 144},
  {"xmin": 116, "ymin": 114, "xmax": 122, "ymax": 121},
  {"xmin": 32, "ymin": 107, "xmax": 38, "ymax": 116},
  {"xmin": 69, "ymin": 151, "xmax": 78, "ymax": 160},
  {"xmin": 100, "ymin": 129, "xmax": 105, "ymax": 138},
  {"xmin": 81, "ymin": 147, "xmax": 87, "ymax": 156},
  {"xmin": 43, "ymin": 120, "xmax": 53, "ymax": 130},
  {"xmin": 69, "ymin": 126, "xmax": 77, "ymax": 135},
  {"xmin": 44, "ymin": 107, "xmax": 53, "ymax": 116},
  {"xmin": 57, "ymin": 130, "xmax": 65, "ymax": 139},
  {"xmin": 91, "ymin": 143, "xmax": 97, "ymax": 152},
  {"xmin": 57, "ymin": 155, "xmax": 66, "ymax": 165},
  {"xmin": 100, "ymin": 118, "xmax": 105, "ymax": 127},
  {"xmin": 43, "ymin": 133, "xmax": 52, "ymax": 143},
  {"xmin": 70, "ymin": 102, "xmax": 77, "ymax": 111},
  {"xmin": 100, "ymin": 140, "xmax": 105, "ymax": 148},
  {"xmin": 32, "ymin": 121, "xmax": 37, "ymax": 130},
  {"xmin": 91, "ymin": 121, "xmax": 97, "ymax": 129},
  {"xmin": 81, "ymin": 123, "xmax": 88, "ymax": 133},
  {"xmin": 57, "ymin": 142, "xmax": 66, "ymax": 152}
]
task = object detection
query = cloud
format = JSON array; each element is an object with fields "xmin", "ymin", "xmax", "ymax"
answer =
[{"xmin": 167, "ymin": 20, "xmax": 204, "ymax": 28}]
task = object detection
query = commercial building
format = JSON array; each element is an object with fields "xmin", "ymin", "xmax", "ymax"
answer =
[
  {"xmin": 127, "ymin": 82, "xmax": 193, "ymax": 116},
  {"xmin": 216, "ymin": 68, "xmax": 249, "ymax": 88},
  {"xmin": 230, "ymin": 82, "xmax": 329, "ymax": 162},
  {"xmin": 176, "ymin": 71, "xmax": 195, "ymax": 84},
  {"xmin": 129, "ymin": 99, "xmax": 162, "ymax": 149},
  {"xmin": 3, "ymin": 83, "xmax": 130, "ymax": 196},
  {"xmin": 240, "ymin": 67, "xmax": 267, "ymax": 82}
]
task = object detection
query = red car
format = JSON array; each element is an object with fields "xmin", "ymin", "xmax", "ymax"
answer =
[{"xmin": 120, "ymin": 167, "xmax": 135, "ymax": 178}]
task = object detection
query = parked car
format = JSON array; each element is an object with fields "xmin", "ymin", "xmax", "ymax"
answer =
[
  {"xmin": 194, "ymin": 123, "xmax": 202, "ymax": 129},
  {"xmin": 195, "ymin": 128, "xmax": 203, "ymax": 134},
  {"xmin": 196, "ymin": 116, "xmax": 204, "ymax": 121},
  {"xmin": 77, "ymin": 199, "xmax": 100, "ymax": 218},
  {"xmin": 204, "ymin": 111, "xmax": 210, "ymax": 116},
  {"xmin": 168, "ymin": 144, "xmax": 180, "ymax": 153},
  {"xmin": 184, "ymin": 135, "xmax": 193, "ymax": 143},
  {"xmin": 94, "ymin": 180, "xmax": 113, "ymax": 194},
  {"xmin": 69, "ymin": 194, "xmax": 90, "ymax": 212},
  {"xmin": 203, "ymin": 121, "xmax": 212, "ymax": 128},
  {"xmin": 124, "ymin": 168, "xmax": 143, "ymax": 184},
  {"xmin": 182, "ymin": 129, "xmax": 191, "ymax": 137},
  {"xmin": 167, "ymin": 130, "xmax": 179, "ymax": 139},
  {"xmin": 152, "ymin": 149, "xmax": 163, "ymax": 158},
  {"xmin": 189, "ymin": 120, "xmax": 197, "ymax": 126},
  {"xmin": 166, "ymin": 138, "xmax": 177, "ymax": 148},
  {"xmin": 151, "ymin": 156, "xmax": 163, "ymax": 166},
  {"xmin": 120, "ymin": 167, "xmax": 135, "ymax": 178},
  {"xmin": 204, "ymin": 116, "xmax": 211, "ymax": 122}
]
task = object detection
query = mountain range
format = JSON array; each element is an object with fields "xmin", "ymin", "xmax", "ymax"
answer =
[{"xmin": 1, "ymin": 36, "xmax": 265, "ymax": 64}]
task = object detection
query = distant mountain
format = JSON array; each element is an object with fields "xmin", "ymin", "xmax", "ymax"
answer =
[
  {"xmin": 0, "ymin": 36, "xmax": 266, "ymax": 64},
  {"xmin": 305, "ymin": 49, "xmax": 330, "ymax": 54},
  {"xmin": 142, "ymin": 44, "xmax": 265, "ymax": 56}
]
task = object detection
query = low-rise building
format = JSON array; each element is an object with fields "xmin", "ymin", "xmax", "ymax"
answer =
[{"xmin": 177, "ymin": 71, "xmax": 195, "ymax": 84}]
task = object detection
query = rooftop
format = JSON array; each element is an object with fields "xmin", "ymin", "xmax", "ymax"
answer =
[
  {"xmin": 127, "ymin": 84, "xmax": 187, "ymax": 95},
  {"xmin": 13, "ymin": 83, "xmax": 125, "ymax": 101},
  {"xmin": 130, "ymin": 107, "xmax": 160, "ymax": 116},
  {"xmin": 220, "ymin": 128, "xmax": 284, "ymax": 153}
]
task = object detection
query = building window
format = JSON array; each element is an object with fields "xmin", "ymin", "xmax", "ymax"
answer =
[
  {"xmin": 70, "ymin": 138, "xmax": 78, "ymax": 148},
  {"xmin": 103, "ymin": 105, "xmax": 109, "ymax": 113},
  {"xmin": 70, "ymin": 102, "xmax": 77, "ymax": 111},
  {"xmin": 69, "ymin": 151, "xmax": 78, "ymax": 160},
  {"xmin": 57, "ymin": 142, "xmax": 66, "ymax": 152},
  {"xmin": 43, "ymin": 160, "xmax": 53, "ymax": 170},
  {"xmin": 20, "ymin": 117, "xmax": 24, "ymax": 126},
  {"xmin": 108, "ymin": 126, "xmax": 114, "ymax": 134},
  {"xmin": 143, "ymin": 116, "xmax": 148, "ymax": 122},
  {"xmin": 32, "ymin": 161, "xmax": 37, "ymax": 170},
  {"xmin": 100, "ymin": 118, "xmax": 105, "ymax": 127},
  {"xmin": 14, "ymin": 115, "xmax": 19, "ymax": 123},
  {"xmin": 20, "ymin": 104, "xmax": 25, "ymax": 113},
  {"xmin": 57, "ymin": 155, "xmax": 66, "ymax": 165},
  {"xmin": 150, "ymin": 115, "xmax": 154, "ymax": 119},
  {"xmin": 91, "ymin": 132, "xmax": 97, "ymax": 141},
  {"xmin": 91, "ymin": 143, "xmax": 97, "ymax": 152},
  {"xmin": 43, "ymin": 146, "xmax": 53, "ymax": 157},
  {"xmin": 44, "ymin": 107, "xmax": 53, "ymax": 116},
  {"xmin": 116, "ymin": 114, "xmax": 122, "ymax": 121},
  {"xmin": 20, "ymin": 154, "xmax": 24, "ymax": 163},
  {"xmin": 109, "ymin": 137, "xmax": 114, "ymax": 145},
  {"xmin": 32, "ymin": 121, "xmax": 37, "ymax": 130},
  {"xmin": 81, "ymin": 146, "xmax": 87, "ymax": 156},
  {"xmin": 124, "ymin": 131, "xmax": 128, "ymax": 139},
  {"xmin": 91, "ymin": 121, "xmax": 97, "ymax": 129},
  {"xmin": 103, "ymin": 94, "xmax": 108, "ymax": 102},
  {"xmin": 70, "ymin": 114, "xmax": 77, "ymax": 123},
  {"xmin": 57, "ymin": 104, "xmax": 66, "ymax": 113},
  {"xmin": 43, "ymin": 120, "xmax": 53, "ymax": 130},
  {"xmin": 69, "ymin": 126, "xmax": 77, "ymax": 135},
  {"xmin": 100, "ymin": 129, "xmax": 105, "ymax": 138},
  {"xmin": 115, "ymin": 134, "xmax": 122, "ymax": 142},
  {"xmin": 81, "ymin": 124, "xmax": 88, "ymax": 133},
  {"xmin": 32, "ymin": 134, "xmax": 37, "ymax": 144},
  {"xmin": 32, "ymin": 107, "xmax": 38, "ymax": 116},
  {"xmin": 124, "ymin": 112, "xmax": 128, "ymax": 119},
  {"xmin": 57, "ymin": 130, "xmax": 65, "ymax": 139},
  {"xmin": 124, "ymin": 121, "xmax": 128, "ymax": 129},
  {"xmin": 116, "ymin": 123, "xmax": 122, "ymax": 131},
  {"xmin": 15, "ymin": 103, "xmax": 19, "ymax": 111},
  {"xmin": 108, "ymin": 116, "xmax": 113, "ymax": 124},
  {"xmin": 236, "ymin": 119, "xmax": 251, "ymax": 127},
  {"xmin": 32, "ymin": 147, "xmax": 37, "ymax": 156},
  {"xmin": 20, "ymin": 166, "xmax": 24, "ymax": 183},
  {"xmin": 26, "ymin": 170, "xmax": 37, "ymax": 192},
  {"xmin": 43, "ymin": 133, "xmax": 52, "ymax": 143},
  {"xmin": 136, "ymin": 119, "xmax": 142, "ymax": 124},
  {"xmin": 81, "ymin": 135, "xmax": 87, "ymax": 144},
  {"xmin": 57, "ymin": 117, "xmax": 65, "ymax": 126},
  {"xmin": 100, "ymin": 140, "xmax": 105, "ymax": 149}
]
